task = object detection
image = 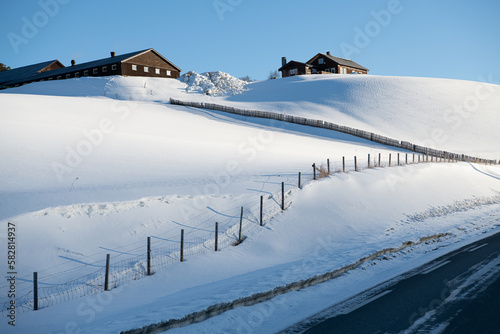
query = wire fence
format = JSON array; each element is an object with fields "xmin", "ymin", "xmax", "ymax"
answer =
[{"xmin": 1, "ymin": 147, "xmax": 496, "ymax": 316}]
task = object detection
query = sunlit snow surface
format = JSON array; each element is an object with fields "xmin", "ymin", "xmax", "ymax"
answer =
[{"xmin": 1, "ymin": 75, "xmax": 499, "ymax": 333}]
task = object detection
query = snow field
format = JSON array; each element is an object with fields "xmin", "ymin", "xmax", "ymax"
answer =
[
  {"xmin": 2, "ymin": 162, "xmax": 500, "ymax": 334},
  {"xmin": 1, "ymin": 74, "xmax": 500, "ymax": 333}
]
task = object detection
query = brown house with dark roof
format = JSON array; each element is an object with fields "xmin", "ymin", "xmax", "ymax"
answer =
[
  {"xmin": 1, "ymin": 48, "xmax": 181, "ymax": 89},
  {"xmin": 279, "ymin": 51, "xmax": 368, "ymax": 78}
]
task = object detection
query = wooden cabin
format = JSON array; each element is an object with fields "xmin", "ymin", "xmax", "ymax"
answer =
[{"xmin": 279, "ymin": 52, "xmax": 368, "ymax": 78}]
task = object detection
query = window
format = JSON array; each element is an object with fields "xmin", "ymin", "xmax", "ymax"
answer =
[
  {"xmin": 84, "ymin": 70, "xmax": 89, "ymax": 76},
  {"xmin": 290, "ymin": 69, "xmax": 297, "ymax": 75},
  {"xmin": 331, "ymin": 68, "xmax": 336, "ymax": 73},
  {"xmin": 144, "ymin": 66, "xmax": 149, "ymax": 72},
  {"xmin": 132, "ymin": 64, "xmax": 137, "ymax": 71},
  {"xmin": 57, "ymin": 76, "xmax": 62, "ymax": 80},
  {"xmin": 166, "ymin": 70, "xmax": 171, "ymax": 76},
  {"xmin": 102, "ymin": 66, "xmax": 107, "ymax": 73},
  {"xmin": 48, "ymin": 77, "xmax": 53, "ymax": 80},
  {"xmin": 155, "ymin": 68, "xmax": 160, "ymax": 74},
  {"xmin": 93, "ymin": 68, "xmax": 98, "ymax": 75},
  {"xmin": 318, "ymin": 58, "xmax": 324, "ymax": 65},
  {"xmin": 75, "ymin": 72, "xmax": 80, "ymax": 77},
  {"xmin": 111, "ymin": 64, "xmax": 117, "ymax": 71},
  {"xmin": 66, "ymin": 74, "xmax": 71, "ymax": 79}
]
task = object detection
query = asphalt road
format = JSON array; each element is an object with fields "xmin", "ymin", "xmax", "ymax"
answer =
[{"xmin": 282, "ymin": 231, "xmax": 500, "ymax": 334}]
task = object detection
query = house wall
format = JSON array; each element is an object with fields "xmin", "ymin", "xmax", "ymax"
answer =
[
  {"xmin": 337, "ymin": 66, "xmax": 367, "ymax": 74},
  {"xmin": 280, "ymin": 62, "xmax": 308, "ymax": 78},
  {"xmin": 38, "ymin": 62, "xmax": 122, "ymax": 82},
  {"xmin": 309, "ymin": 56, "xmax": 339, "ymax": 73},
  {"xmin": 122, "ymin": 51, "xmax": 180, "ymax": 78}
]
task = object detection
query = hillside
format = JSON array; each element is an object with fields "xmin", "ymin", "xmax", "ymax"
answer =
[
  {"xmin": 1, "ymin": 75, "xmax": 500, "ymax": 333},
  {"xmin": 8, "ymin": 74, "xmax": 499, "ymax": 159}
]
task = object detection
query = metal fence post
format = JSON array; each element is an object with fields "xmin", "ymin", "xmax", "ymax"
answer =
[
  {"xmin": 33, "ymin": 272, "xmax": 38, "ymax": 311},
  {"xmin": 260, "ymin": 196, "xmax": 263, "ymax": 226},
  {"xmin": 180, "ymin": 230, "xmax": 184, "ymax": 262},
  {"xmin": 104, "ymin": 254, "xmax": 110, "ymax": 291},
  {"xmin": 215, "ymin": 222, "xmax": 218, "ymax": 251},
  {"xmin": 238, "ymin": 207, "xmax": 243, "ymax": 242},
  {"xmin": 281, "ymin": 182, "xmax": 285, "ymax": 210},
  {"xmin": 147, "ymin": 237, "xmax": 151, "ymax": 276}
]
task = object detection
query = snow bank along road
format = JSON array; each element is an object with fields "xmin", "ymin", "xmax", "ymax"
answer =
[{"xmin": 286, "ymin": 231, "xmax": 500, "ymax": 334}]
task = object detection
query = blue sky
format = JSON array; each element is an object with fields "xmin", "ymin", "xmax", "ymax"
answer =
[{"xmin": 1, "ymin": 0, "xmax": 499, "ymax": 82}]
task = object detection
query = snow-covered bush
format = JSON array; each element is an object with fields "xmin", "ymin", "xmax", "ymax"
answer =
[{"xmin": 179, "ymin": 71, "xmax": 248, "ymax": 96}]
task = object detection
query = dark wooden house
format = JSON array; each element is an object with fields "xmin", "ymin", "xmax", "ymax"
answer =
[
  {"xmin": 0, "ymin": 60, "xmax": 64, "ymax": 88},
  {"xmin": 279, "ymin": 52, "xmax": 368, "ymax": 78},
  {"xmin": 2, "ymin": 48, "xmax": 181, "ymax": 88}
]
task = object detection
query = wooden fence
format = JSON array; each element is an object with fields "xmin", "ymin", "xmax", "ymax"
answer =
[{"xmin": 170, "ymin": 98, "xmax": 498, "ymax": 166}]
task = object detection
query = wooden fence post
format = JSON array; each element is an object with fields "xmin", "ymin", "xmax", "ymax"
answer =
[
  {"xmin": 354, "ymin": 156, "xmax": 358, "ymax": 172},
  {"xmin": 327, "ymin": 159, "xmax": 330, "ymax": 174},
  {"xmin": 342, "ymin": 157, "xmax": 345, "ymax": 172},
  {"xmin": 180, "ymin": 230, "xmax": 184, "ymax": 262},
  {"xmin": 104, "ymin": 254, "xmax": 110, "ymax": 291},
  {"xmin": 389, "ymin": 153, "xmax": 392, "ymax": 167},
  {"xmin": 298, "ymin": 172, "xmax": 301, "ymax": 189},
  {"xmin": 368, "ymin": 154, "xmax": 371, "ymax": 168},
  {"xmin": 397, "ymin": 153, "xmax": 400, "ymax": 166},
  {"xmin": 147, "ymin": 237, "xmax": 151, "ymax": 276},
  {"xmin": 215, "ymin": 222, "xmax": 218, "ymax": 251},
  {"xmin": 238, "ymin": 207, "xmax": 243, "ymax": 242},
  {"xmin": 406, "ymin": 153, "xmax": 408, "ymax": 165},
  {"xmin": 33, "ymin": 272, "xmax": 38, "ymax": 311},
  {"xmin": 378, "ymin": 153, "xmax": 381, "ymax": 167},
  {"xmin": 312, "ymin": 163, "xmax": 316, "ymax": 180},
  {"xmin": 413, "ymin": 154, "xmax": 415, "ymax": 163}
]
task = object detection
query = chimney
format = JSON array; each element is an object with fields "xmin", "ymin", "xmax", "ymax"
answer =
[
  {"xmin": 326, "ymin": 51, "xmax": 331, "ymax": 56},
  {"xmin": 71, "ymin": 59, "xmax": 76, "ymax": 66},
  {"xmin": 281, "ymin": 57, "xmax": 287, "ymax": 67},
  {"xmin": 110, "ymin": 51, "xmax": 115, "ymax": 57}
]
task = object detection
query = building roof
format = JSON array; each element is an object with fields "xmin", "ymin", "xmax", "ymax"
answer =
[
  {"xmin": 310, "ymin": 53, "xmax": 369, "ymax": 71},
  {"xmin": 0, "ymin": 60, "xmax": 63, "ymax": 86},
  {"xmin": 278, "ymin": 60, "xmax": 311, "ymax": 72},
  {"xmin": 4, "ymin": 48, "xmax": 182, "ymax": 86}
]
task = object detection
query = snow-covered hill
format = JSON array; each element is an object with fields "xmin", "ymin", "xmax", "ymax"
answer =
[
  {"xmin": 1, "ymin": 74, "xmax": 500, "ymax": 333},
  {"xmin": 8, "ymin": 74, "xmax": 500, "ymax": 159}
]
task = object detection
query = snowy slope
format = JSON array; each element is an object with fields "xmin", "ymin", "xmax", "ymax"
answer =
[
  {"xmin": 9, "ymin": 74, "xmax": 499, "ymax": 159},
  {"xmin": 221, "ymin": 75, "xmax": 500, "ymax": 159},
  {"xmin": 1, "ymin": 75, "xmax": 500, "ymax": 333}
]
